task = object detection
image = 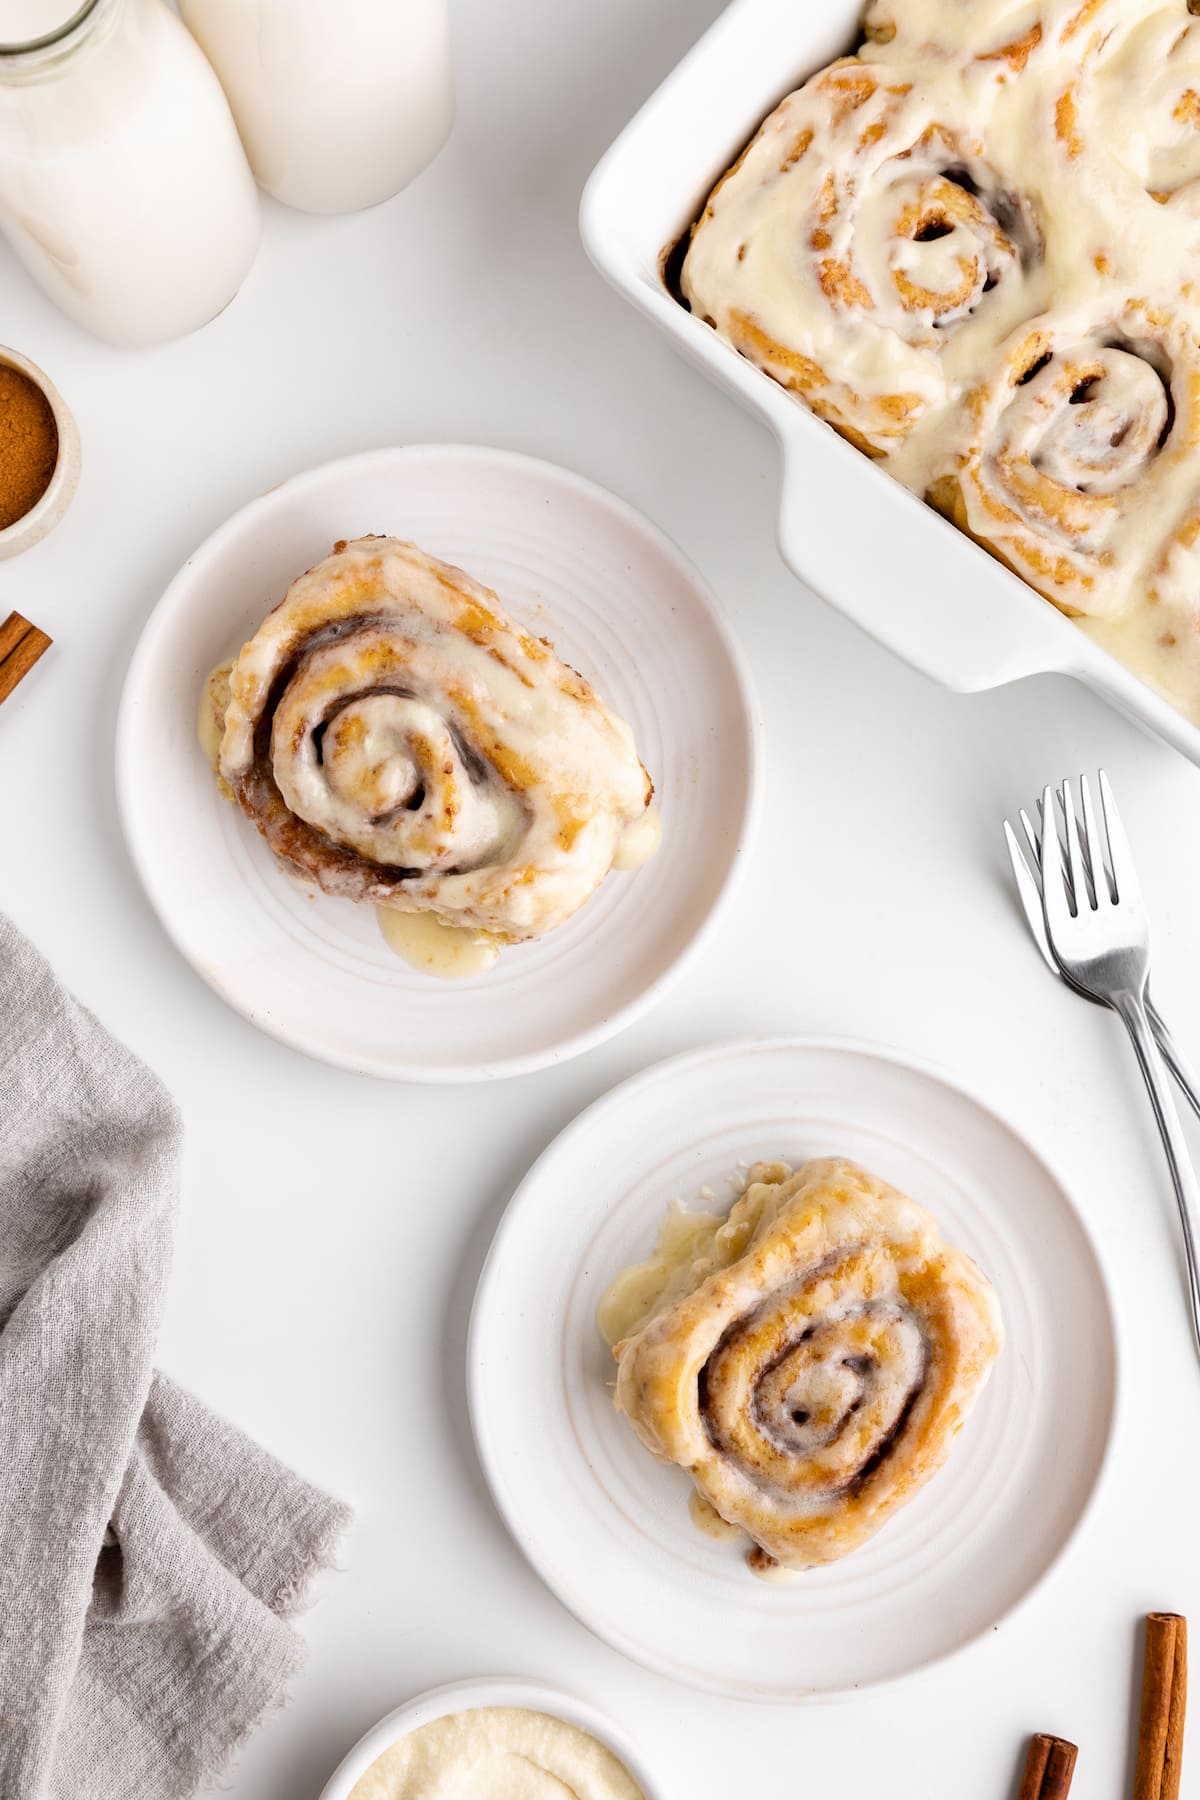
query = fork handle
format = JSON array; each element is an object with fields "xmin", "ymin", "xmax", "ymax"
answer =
[
  {"xmin": 1147, "ymin": 993, "xmax": 1200, "ymax": 1128},
  {"xmin": 1118, "ymin": 994, "xmax": 1200, "ymax": 1363}
]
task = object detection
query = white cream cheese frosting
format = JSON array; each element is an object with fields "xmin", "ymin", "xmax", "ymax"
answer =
[{"xmin": 345, "ymin": 1707, "xmax": 645, "ymax": 1800}]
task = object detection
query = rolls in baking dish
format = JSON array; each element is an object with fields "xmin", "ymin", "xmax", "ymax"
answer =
[{"xmin": 678, "ymin": 0, "xmax": 1200, "ymax": 722}]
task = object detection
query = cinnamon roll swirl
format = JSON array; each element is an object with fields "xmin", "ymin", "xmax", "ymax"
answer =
[
  {"xmin": 926, "ymin": 298, "xmax": 1200, "ymax": 618},
  {"xmin": 680, "ymin": 59, "xmax": 1041, "ymax": 456},
  {"xmin": 206, "ymin": 537, "xmax": 655, "ymax": 955},
  {"xmin": 603, "ymin": 1157, "xmax": 1003, "ymax": 1573}
]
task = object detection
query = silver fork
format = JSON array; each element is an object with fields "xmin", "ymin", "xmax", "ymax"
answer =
[
  {"xmin": 1003, "ymin": 806, "xmax": 1200, "ymax": 1122},
  {"xmin": 1036, "ymin": 771, "xmax": 1200, "ymax": 1360}
]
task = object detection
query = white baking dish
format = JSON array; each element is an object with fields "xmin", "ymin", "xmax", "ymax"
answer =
[{"xmin": 580, "ymin": 0, "xmax": 1200, "ymax": 767}]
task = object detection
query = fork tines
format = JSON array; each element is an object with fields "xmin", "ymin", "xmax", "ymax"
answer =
[{"xmin": 1040, "ymin": 771, "xmax": 1138, "ymax": 926}]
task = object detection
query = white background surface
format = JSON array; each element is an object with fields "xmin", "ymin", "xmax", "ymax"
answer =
[{"xmin": 3, "ymin": 1, "xmax": 1200, "ymax": 1794}]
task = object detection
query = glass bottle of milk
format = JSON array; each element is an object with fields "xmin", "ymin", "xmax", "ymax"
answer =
[
  {"xmin": 0, "ymin": 0, "xmax": 261, "ymax": 347},
  {"xmin": 177, "ymin": 0, "xmax": 454, "ymax": 215}
]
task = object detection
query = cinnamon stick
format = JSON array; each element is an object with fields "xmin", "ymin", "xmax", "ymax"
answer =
[
  {"xmin": 0, "ymin": 611, "xmax": 51, "ymax": 704},
  {"xmin": 1018, "ymin": 1733, "xmax": 1077, "ymax": 1800},
  {"xmin": 0, "ymin": 609, "xmax": 29, "ymax": 663},
  {"xmin": 1135, "ymin": 1613, "xmax": 1187, "ymax": 1800}
]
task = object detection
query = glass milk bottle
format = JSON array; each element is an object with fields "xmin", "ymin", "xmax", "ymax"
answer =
[
  {"xmin": 0, "ymin": 0, "xmax": 260, "ymax": 346},
  {"xmin": 178, "ymin": 0, "xmax": 453, "ymax": 215}
]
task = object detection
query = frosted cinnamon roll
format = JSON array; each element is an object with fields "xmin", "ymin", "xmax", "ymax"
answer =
[
  {"xmin": 863, "ymin": 0, "xmax": 1117, "ymax": 77},
  {"xmin": 601, "ymin": 1157, "xmax": 1003, "ymax": 1573},
  {"xmin": 1074, "ymin": 4, "xmax": 1200, "ymax": 206},
  {"xmin": 204, "ymin": 537, "xmax": 655, "ymax": 964},
  {"xmin": 1077, "ymin": 503, "xmax": 1200, "ymax": 718},
  {"xmin": 680, "ymin": 59, "xmax": 1041, "ymax": 455},
  {"xmin": 926, "ymin": 298, "xmax": 1200, "ymax": 618}
]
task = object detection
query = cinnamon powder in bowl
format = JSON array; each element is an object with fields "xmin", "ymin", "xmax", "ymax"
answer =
[{"xmin": 0, "ymin": 347, "xmax": 80, "ymax": 558}]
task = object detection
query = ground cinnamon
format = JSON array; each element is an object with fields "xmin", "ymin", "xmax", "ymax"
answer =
[
  {"xmin": 0, "ymin": 363, "xmax": 58, "ymax": 531},
  {"xmin": 1017, "ymin": 1733, "xmax": 1077, "ymax": 1800},
  {"xmin": 1135, "ymin": 1613, "xmax": 1187, "ymax": 1800}
]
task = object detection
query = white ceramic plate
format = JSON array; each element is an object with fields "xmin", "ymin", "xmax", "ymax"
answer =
[
  {"xmin": 116, "ymin": 445, "xmax": 759, "ymax": 1080},
  {"xmin": 317, "ymin": 1676, "xmax": 666, "ymax": 1800},
  {"xmin": 468, "ymin": 1037, "xmax": 1118, "ymax": 1701}
]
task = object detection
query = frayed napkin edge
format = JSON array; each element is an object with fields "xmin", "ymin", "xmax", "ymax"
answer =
[
  {"xmin": 274, "ymin": 1499, "xmax": 355, "ymax": 1618},
  {"xmin": 182, "ymin": 1499, "xmax": 354, "ymax": 1800}
]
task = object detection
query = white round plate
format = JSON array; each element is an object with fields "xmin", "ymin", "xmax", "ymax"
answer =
[
  {"xmin": 317, "ymin": 1676, "xmax": 666, "ymax": 1800},
  {"xmin": 116, "ymin": 445, "xmax": 759, "ymax": 1080},
  {"xmin": 468, "ymin": 1037, "xmax": 1118, "ymax": 1701}
]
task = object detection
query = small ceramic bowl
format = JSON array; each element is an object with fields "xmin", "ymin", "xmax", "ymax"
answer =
[
  {"xmin": 0, "ymin": 345, "xmax": 80, "ymax": 560},
  {"xmin": 316, "ymin": 1676, "xmax": 668, "ymax": 1800}
]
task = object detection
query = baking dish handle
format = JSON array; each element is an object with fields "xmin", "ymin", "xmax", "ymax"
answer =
[{"xmin": 776, "ymin": 443, "xmax": 1077, "ymax": 695}]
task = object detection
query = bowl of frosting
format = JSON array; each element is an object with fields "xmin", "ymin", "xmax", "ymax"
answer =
[{"xmin": 317, "ymin": 1676, "xmax": 665, "ymax": 1800}]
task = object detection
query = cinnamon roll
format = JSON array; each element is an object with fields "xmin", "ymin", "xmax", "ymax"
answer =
[
  {"xmin": 680, "ymin": 59, "xmax": 1041, "ymax": 456},
  {"xmin": 863, "ymin": 0, "xmax": 1117, "ymax": 76},
  {"xmin": 204, "ymin": 537, "xmax": 656, "ymax": 962},
  {"xmin": 602, "ymin": 1157, "xmax": 1003, "ymax": 1573},
  {"xmin": 1080, "ymin": 501, "xmax": 1200, "ymax": 717},
  {"xmin": 1076, "ymin": 3, "xmax": 1200, "ymax": 207},
  {"xmin": 926, "ymin": 298, "xmax": 1200, "ymax": 618}
]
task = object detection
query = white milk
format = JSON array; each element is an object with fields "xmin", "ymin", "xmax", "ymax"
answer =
[
  {"xmin": 0, "ymin": 0, "xmax": 260, "ymax": 346},
  {"xmin": 0, "ymin": 1, "xmax": 87, "ymax": 44},
  {"xmin": 178, "ymin": 0, "xmax": 454, "ymax": 215}
]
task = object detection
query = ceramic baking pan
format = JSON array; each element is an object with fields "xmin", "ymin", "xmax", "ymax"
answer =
[{"xmin": 580, "ymin": 0, "xmax": 1200, "ymax": 766}]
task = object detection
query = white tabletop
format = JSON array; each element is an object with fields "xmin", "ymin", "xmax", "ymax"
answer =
[{"xmin": 4, "ymin": 1, "xmax": 1200, "ymax": 1794}]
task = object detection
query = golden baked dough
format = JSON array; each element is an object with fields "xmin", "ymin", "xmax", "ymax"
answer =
[
  {"xmin": 606, "ymin": 1157, "xmax": 1003, "ymax": 1572},
  {"xmin": 211, "ymin": 536, "xmax": 655, "ymax": 946}
]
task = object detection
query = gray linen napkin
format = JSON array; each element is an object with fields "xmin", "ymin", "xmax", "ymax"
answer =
[{"xmin": 0, "ymin": 914, "xmax": 351, "ymax": 1800}]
